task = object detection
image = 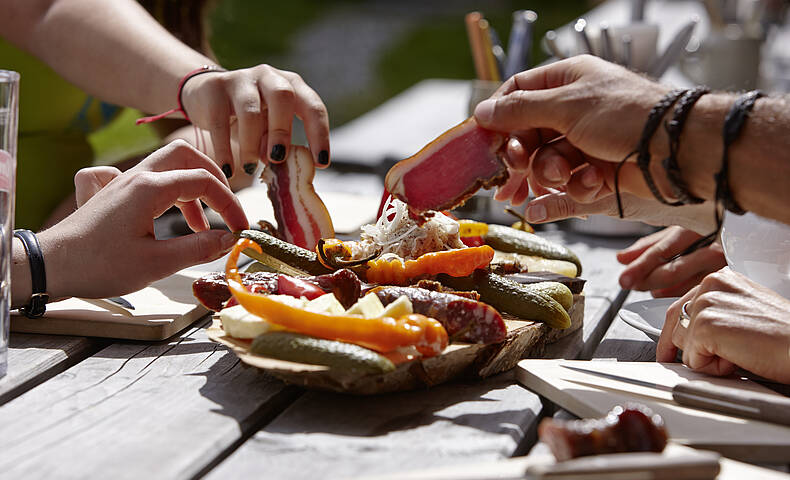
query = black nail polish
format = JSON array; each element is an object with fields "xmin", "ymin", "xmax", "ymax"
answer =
[
  {"xmin": 318, "ymin": 150, "xmax": 329, "ymax": 166},
  {"xmin": 221, "ymin": 164, "xmax": 232, "ymax": 178},
  {"xmin": 243, "ymin": 163, "xmax": 257, "ymax": 175},
  {"xmin": 270, "ymin": 144, "xmax": 286, "ymax": 162}
]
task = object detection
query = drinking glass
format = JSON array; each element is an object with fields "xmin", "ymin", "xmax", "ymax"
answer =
[{"xmin": 0, "ymin": 70, "xmax": 18, "ymax": 378}]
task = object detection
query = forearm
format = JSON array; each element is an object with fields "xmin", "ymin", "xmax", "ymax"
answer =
[
  {"xmin": 649, "ymin": 93, "xmax": 790, "ymax": 225},
  {"xmin": 2, "ymin": 0, "xmax": 211, "ymax": 114}
]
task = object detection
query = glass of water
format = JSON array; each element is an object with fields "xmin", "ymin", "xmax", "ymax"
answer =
[{"xmin": 0, "ymin": 70, "xmax": 18, "ymax": 378}]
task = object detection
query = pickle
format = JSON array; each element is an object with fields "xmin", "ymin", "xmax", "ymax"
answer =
[
  {"xmin": 239, "ymin": 230, "xmax": 330, "ymax": 276},
  {"xmin": 484, "ymin": 225, "xmax": 582, "ymax": 276},
  {"xmin": 527, "ymin": 281, "xmax": 574, "ymax": 312},
  {"xmin": 250, "ymin": 332, "xmax": 395, "ymax": 374},
  {"xmin": 439, "ymin": 271, "xmax": 571, "ymax": 329}
]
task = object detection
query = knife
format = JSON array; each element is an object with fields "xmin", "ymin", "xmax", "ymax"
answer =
[
  {"xmin": 561, "ymin": 364, "xmax": 790, "ymax": 426},
  {"xmin": 107, "ymin": 296, "xmax": 135, "ymax": 310},
  {"xmin": 647, "ymin": 18, "xmax": 698, "ymax": 79}
]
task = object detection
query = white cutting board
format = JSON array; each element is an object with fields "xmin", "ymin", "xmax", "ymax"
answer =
[
  {"xmin": 516, "ymin": 359, "xmax": 790, "ymax": 463},
  {"xmin": 11, "ymin": 272, "xmax": 209, "ymax": 341}
]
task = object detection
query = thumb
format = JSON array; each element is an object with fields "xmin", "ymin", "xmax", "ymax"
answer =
[
  {"xmin": 474, "ymin": 90, "xmax": 564, "ymax": 133},
  {"xmin": 152, "ymin": 230, "xmax": 237, "ymax": 274}
]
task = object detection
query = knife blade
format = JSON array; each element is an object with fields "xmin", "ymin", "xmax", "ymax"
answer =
[
  {"xmin": 561, "ymin": 364, "xmax": 790, "ymax": 426},
  {"xmin": 107, "ymin": 296, "xmax": 135, "ymax": 310}
]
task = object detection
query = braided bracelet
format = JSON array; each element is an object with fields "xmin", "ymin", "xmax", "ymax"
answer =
[
  {"xmin": 670, "ymin": 90, "xmax": 764, "ymax": 260},
  {"xmin": 136, "ymin": 65, "xmax": 226, "ymax": 125},
  {"xmin": 614, "ymin": 88, "xmax": 687, "ymax": 218},
  {"xmin": 662, "ymin": 86, "xmax": 710, "ymax": 205}
]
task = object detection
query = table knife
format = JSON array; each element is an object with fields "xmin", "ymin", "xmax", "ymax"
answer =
[{"xmin": 561, "ymin": 364, "xmax": 790, "ymax": 426}]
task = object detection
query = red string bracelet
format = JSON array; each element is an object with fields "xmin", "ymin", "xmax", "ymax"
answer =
[{"xmin": 136, "ymin": 65, "xmax": 225, "ymax": 125}]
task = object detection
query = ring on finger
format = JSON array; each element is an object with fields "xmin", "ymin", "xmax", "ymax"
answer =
[{"xmin": 679, "ymin": 300, "xmax": 692, "ymax": 328}]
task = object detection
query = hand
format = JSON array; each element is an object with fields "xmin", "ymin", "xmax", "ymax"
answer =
[
  {"xmin": 617, "ymin": 226, "xmax": 726, "ymax": 296},
  {"xmin": 521, "ymin": 192, "xmax": 716, "ymax": 234},
  {"xmin": 474, "ymin": 55, "xmax": 673, "ymax": 204},
  {"xmin": 657, "ymin": 267, "xmax": 790, "ymax": 384},
  {"xmin": 180, "ymin": 64, "xmax": 330, "ymax": 177},
  {"xmin": 41, "ymin": 140, "xmax": 249, "ymax": 299}
]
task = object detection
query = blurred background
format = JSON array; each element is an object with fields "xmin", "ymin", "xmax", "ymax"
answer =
[{"xmin": 90, "ymin": 0, "xmax": 589, "ymax": 166}]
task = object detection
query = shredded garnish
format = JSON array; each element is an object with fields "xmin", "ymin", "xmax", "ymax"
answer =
[{"xmin": 353, "ymin": 197, "xmax": 465, "ymax": 260}]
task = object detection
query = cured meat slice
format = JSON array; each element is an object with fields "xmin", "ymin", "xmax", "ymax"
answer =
[
  {"xmin": 385, "ymin": 118, "xmax": 508, "ymax": 214},
  {"xmin": 262, "ymin": 145, "xmax": 334, "ymax": 250},
  {"xmin": 192, "ymin": 269, "xmax": 361, "ymax": 311},
  {"xmin": 372, "ymin": 286, "xmax": 507, "ymax": 344},
  {"xmin": 539, "ymin": 404, "xmax": 668, "ymax": 461}
]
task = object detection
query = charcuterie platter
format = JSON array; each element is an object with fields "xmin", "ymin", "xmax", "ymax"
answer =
[{"xmin": 196, "ymin": 123, "xmax": 588, "ymax": 394}]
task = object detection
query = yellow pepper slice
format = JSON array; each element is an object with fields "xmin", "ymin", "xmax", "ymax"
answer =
[{"xmin": 458, "ymin": 219, "xmax": 489, "ymax": 238}]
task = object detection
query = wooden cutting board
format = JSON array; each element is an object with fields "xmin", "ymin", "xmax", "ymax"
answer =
[
  {"xmin": 516, "ymin": 359, "xmax": 790, "ymax": 463},
  {"xmin": 11, "ymin": 272, "xmax": 209, "ymax": 341}
]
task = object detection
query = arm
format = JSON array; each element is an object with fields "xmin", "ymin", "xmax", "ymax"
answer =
[
  {"xmin": 11, "ymin": 140, "xmax": 249, "ymax": 305},
  {"xmin": 0, "ymin": 0, "xmax": 330, "ymax": 177},
  {"xmin": 474, "ymin": 55, "xmax": 790, "ymax": 226}
]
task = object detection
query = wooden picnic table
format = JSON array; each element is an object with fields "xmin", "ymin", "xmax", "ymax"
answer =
[{"xmin": 0, "ymin": 227, "xmax": 636, "ymax": 480}]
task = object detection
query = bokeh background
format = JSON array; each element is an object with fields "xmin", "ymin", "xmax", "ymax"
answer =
[{"xmin": 91, "ymin": 0, "xmax": 589, "ymax": 165}]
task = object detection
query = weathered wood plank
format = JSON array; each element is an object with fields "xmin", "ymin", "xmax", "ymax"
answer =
[
  {"xmin": 593, "ymin": 290, "xmax": 658, "ymax": 362},
  {"xmin": 0, "ymin": 334, "xmax": 108, "ymax": 406},
  {"xmin": 0, "ymin": 318, "xmax": 296, "ymax": 480},
  {"xmin": 206, "ymin": 371, "xmax": 544, "ymax": 480}
]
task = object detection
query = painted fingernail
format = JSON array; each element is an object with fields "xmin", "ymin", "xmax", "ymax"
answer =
[
  {"xmin": 545, "ymin": 163, "xmax": 563, "ymax": 182},
  {"xmin": 270, "ymin": 144, "xmax": 286, "ymax": 162},
  {"xmin": 474, "ymin": 99, "xmax": 495, "ymax": 123},
  {"xmin": 318, "ymin": 150, "xmax": 329, "ymax": 166},
  {"xmin": 526, "ymin": 204, "xmax": 547, "ymax": 222},
  {"xmin": 243, "ymin": 163, "xmax": 257, "ymax": 175},
  {"xmin": 221, "ymin": 164, "xmax": 232, "ymax": 178},
  {"xmin": 582, "ymin": 168, "xmax": 599, "ymax": 188}
]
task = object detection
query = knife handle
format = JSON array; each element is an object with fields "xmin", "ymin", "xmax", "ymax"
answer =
[{"xmin": 673, "ymin": 380, "xmax": 790, "ymax": 426}]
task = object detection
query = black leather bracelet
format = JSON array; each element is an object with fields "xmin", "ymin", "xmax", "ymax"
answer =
[
  {"xmin": 14, "ymin": 229, "xmax": 48, "ymax": 318},
  {"xmin": 662, "ymin": 86, "xmax": 710, "ymax": 205},
  {"xmin": 614, "ymin": 89, "xmax": 687, "ymax": 218}
]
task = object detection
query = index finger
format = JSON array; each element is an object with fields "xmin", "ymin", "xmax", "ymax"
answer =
[
  {"xmin": 133, "ymin": 140, "xmax": 232, "ymax": 189},
  {"xmin": 282, "ymin": 71, "xmax": 331, "ymax": 168}
]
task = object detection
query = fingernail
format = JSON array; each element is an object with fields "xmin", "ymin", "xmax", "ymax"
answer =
[
  {"xmin": 544, "ymin": 163, "xmax": 562, "ymax": 182},
  {"xmin": 243, "ymin": 163, "xmax": 257, "ymax": 175},
  {"xmin": 582, "ymin": 168, "xmax": 599, "ymax": 188},
  {"xmin": 526, "ymin": 204, "xmax": 547, "ymax": 222},
  {"xmin": 474, "ymin": 99, "xmax": 495, "ymax": 124},
  {"xmin": 270, "ymin": 144, "xmax": 286, "ymax": 162},
  {"xmin": 221, "ymin": 164, "xmax": 232, "ymax": 178},
  {"xmin": 620, "ymin": 273, "xmax": 633, "ymax": 289},
  {"xmin": 220, "ymin": 231, "xmax": 236, "ymax": 249},
  {"xmin": 318, "ymin": 150, "xmax": 329, "ymax": 166}
]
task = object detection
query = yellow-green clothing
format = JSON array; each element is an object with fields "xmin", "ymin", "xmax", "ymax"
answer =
[{"xmin": 0, "ymin": 39, "xmax": 120, "ymax": 229}]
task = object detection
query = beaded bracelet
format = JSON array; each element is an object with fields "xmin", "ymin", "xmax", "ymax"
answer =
[
  {"xmin": 614, "ymin": 89, "xmax": 687, "ymax": 218},
  {"xmin": 136, "ymin": 65, "xmax": 225, "ymax": 125},
  {"xmin": 662, "ymin": 86, "xmax": 710, "ymax": 205}
]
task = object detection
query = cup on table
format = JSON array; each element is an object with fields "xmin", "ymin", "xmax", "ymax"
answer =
[
  {"xmin": 0, "ymin": 70, "xmax": 18, "ymax": 378},
  {"xmin": 680, "ymin": 24, "xmax": 763, "ymax": 90}
]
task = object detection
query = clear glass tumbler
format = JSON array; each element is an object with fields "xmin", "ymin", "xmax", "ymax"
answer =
[{"xmin": 0, "ymin": 70, "xmax": 18, "ymax": 378}]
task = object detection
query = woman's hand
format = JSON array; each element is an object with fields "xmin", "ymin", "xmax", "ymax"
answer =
[
  {"xmin": 180, "ymin": 65, "xmax": 330, "ymax": 178},
  {"xmin": 657, "ymin": 267, "xmax": 790, "ymax": 384},
  {"xmin": 617, "ymin": 226, "xmax": 726, "ymax": 296},
  {"xmin": 40, "ymin": 140, "xmax": 249, "ymax": 300}
]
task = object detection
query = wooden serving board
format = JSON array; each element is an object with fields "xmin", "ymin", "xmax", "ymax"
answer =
[
  {"xmin": 207, "ymin": 294, "xmax": 584, "ymax": 395},
  {"xmin": 11, "ymin": 272, "xmax": 209, "ymax": 341},
  {"xmin": 516, "ymin": 359, "xmax": 790, "ymax": 463}
]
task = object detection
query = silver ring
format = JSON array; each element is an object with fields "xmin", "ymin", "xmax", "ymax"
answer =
[{"xmin": 679, "ymin": 300, "xmax": 692, "ymax": 328}]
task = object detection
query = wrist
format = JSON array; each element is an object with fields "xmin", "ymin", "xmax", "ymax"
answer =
[{"xmin": 35, "ymin": 228, "xmax": 71, "ymax": 302}]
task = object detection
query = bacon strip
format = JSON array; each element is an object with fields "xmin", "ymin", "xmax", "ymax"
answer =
[
  {"xmin": 192, "ymin": 269, "xmax": 361, "ymax": 311},
  {"xmin": 262, "ymin": 145, "xmax": 334, "ymax": 250},
  {"xmin": 372, "ymin": 286, "xmax": 507, "ymax": 344},
  {"xmin": 385, "ymin": 118, "xmax": 508, "ymax": 214}
]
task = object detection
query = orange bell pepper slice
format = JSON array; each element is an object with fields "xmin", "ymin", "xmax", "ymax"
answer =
[
  {"xmin": 225, "ymin": 239, "xmax": 448, "ymax": 357},
  {"xmin": 365, "ymin": 245, "xmax": 494, "ymax": 286}
]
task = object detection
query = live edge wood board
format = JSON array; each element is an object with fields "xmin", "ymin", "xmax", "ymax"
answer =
[{"xmin": 208, "ymin": 293, "xmax": 585, "ymax": 394}]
